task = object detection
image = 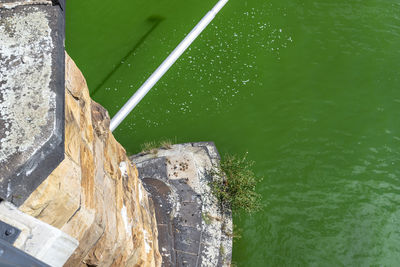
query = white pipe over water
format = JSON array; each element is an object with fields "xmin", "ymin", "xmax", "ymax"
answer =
[{"xmin": 110, "ymin": 0, "xmax": 229, "ymax": 131}]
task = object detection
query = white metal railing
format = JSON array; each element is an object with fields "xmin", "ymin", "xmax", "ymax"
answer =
[{"xmin": 110, "ymin": 0, "xmax": 229, "ymax": 131}]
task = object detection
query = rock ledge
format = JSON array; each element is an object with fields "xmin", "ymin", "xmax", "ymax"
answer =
[{"xmin": 131, "ymin": 142, "xmax": 233, "ymax": 267}]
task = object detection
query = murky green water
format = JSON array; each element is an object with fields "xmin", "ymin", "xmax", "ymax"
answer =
[{"xmin": 67, "ymin": 0, "xmax": 400, "ymax": 265}]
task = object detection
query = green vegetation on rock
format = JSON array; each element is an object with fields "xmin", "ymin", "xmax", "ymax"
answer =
[
  {"xmin": 210, "ymin": 152, "xmax": 262, "ymax": 214},
  {"xmin": 139, "ymin": 138, "xmax": 175, "ymax": 154}
]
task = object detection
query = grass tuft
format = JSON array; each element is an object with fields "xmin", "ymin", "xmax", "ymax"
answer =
[
  {"xmin": 139, "ymin": 138, "xmax": 176, "ymax": 154},
  {"xmin": 209, "ymin": 152, "xmax": 262, "ymax": 214}
]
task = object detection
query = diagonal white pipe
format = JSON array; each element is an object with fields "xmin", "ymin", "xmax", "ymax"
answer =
[{"xmin": 110, "ymin": 0, "xmax": 229, "ymax": 131}]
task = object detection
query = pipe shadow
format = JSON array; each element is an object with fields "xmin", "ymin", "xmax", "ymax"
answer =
[{"xmin": 91, "ymin": 15, "xmax": 165, "ymax": 97}]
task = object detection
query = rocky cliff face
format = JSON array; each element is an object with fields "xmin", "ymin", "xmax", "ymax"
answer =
[{"xmin": 19, "ymin": 53, "xmax": 161, "ymax": 267}]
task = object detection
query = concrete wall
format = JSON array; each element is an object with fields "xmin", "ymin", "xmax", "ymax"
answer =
[{"xmin": 0, "ymin": 0, "xmax": 65, "ymax": 206}]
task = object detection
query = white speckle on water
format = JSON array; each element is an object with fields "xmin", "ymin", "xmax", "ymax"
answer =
[
  {"xmin": 352, "ymin": 165, "xmax": 366, "ymax": 175},
  {"xmin": 104, "ymin": 3, "xmax": 294, "ymax": 131},
  {"xmin": 369, "ymin": 147, "xmax": 379, "ymax": 153}
]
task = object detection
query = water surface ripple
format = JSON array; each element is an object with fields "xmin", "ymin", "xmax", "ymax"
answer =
[{"xmin": 67, "ymin": 0, "xmax": 400, "ymax": 265}]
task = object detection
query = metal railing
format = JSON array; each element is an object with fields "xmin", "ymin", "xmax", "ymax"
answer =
[{"xmin": 110, "ymin": 0, "xmax": 229, "ymax": 131}]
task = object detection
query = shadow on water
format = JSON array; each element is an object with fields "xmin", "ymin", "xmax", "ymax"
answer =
[{"xmin": 91, "ymin": 15, "xmax": 165, "ymax": 97}]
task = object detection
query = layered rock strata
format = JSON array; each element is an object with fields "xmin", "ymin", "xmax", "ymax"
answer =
[
  {"xmin": 131, "ymin": 143, "xmax": 233, "ymax": 267},
  {"xmin": 19, "ymin": 54, "xmax": 161, "ymax": 267}
]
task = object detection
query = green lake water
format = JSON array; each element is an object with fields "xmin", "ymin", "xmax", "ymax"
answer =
[{"xmin": 67, "ymin": 0, "xmax": 400, "ymax": 265}]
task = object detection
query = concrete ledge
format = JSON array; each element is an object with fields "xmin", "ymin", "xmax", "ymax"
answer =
[
  {"xmin": 131, "ymin": 142, "xmax": 233, "ymax": 267},
  {"xmin": 0, "ymin": 1, "xmax": 65, "ymax": 206},
  {"xmin": 0, "ymin": 201, "xmax": 78, "ymax": 267}
]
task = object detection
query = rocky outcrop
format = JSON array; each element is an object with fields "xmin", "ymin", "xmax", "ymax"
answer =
[{"xmin": 18, "ymin": 53, "xmax": 161, "ymax": 267}]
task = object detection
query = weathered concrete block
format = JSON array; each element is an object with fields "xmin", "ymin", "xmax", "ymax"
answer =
[
  {"xmin": 131, "ymin": 142, "xmax": 233, "ymax": 267},
  {"xmin": 0, "ymin": 201, "xmax": 78, "ymax": 267},
  {"xmin": 0, "ymin": 2, "xmax": 65, "ymax": 206}
]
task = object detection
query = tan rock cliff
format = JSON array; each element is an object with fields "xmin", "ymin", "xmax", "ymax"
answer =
[{"xmin": 19, "ymin": 53, "xmax": 161, "ymax": 267}]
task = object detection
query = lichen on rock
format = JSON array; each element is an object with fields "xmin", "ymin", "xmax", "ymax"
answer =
[{"xmin": 0, "ymin": 8, "xmax": 54, "ymax": 163}]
